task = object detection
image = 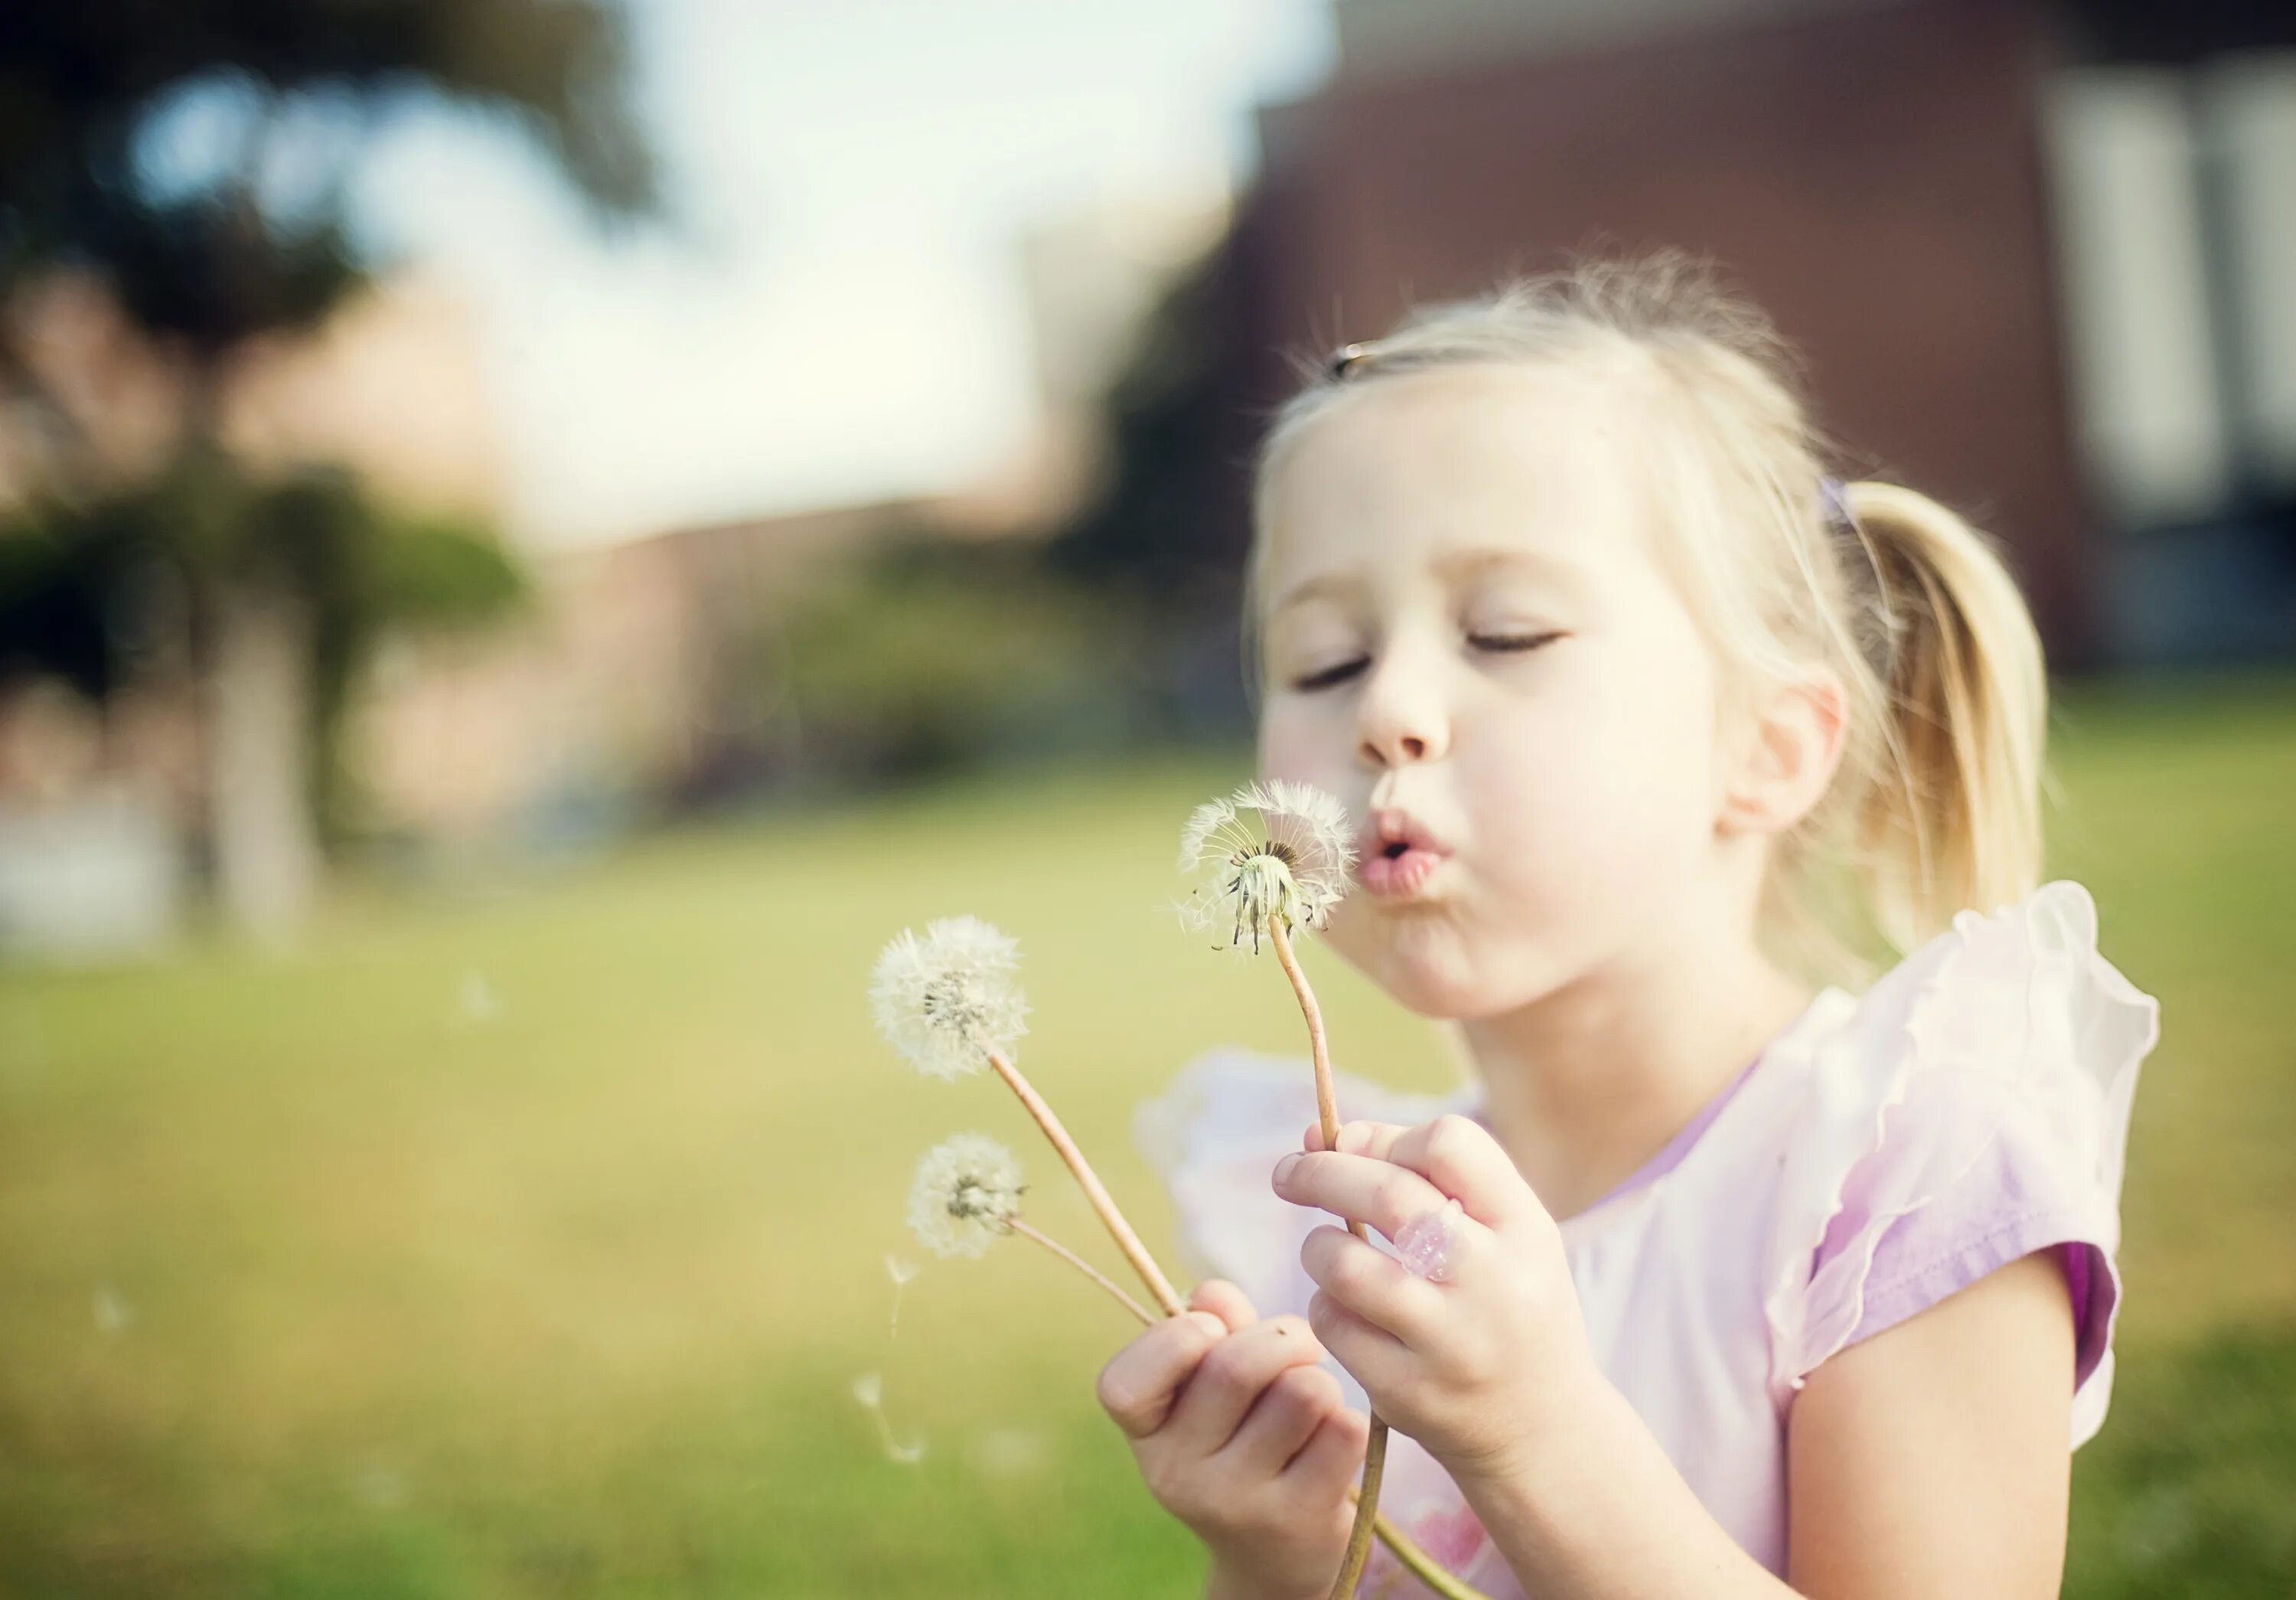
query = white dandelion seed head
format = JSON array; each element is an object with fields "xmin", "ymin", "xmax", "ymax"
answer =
[
  {"xmin": 869, "ymin": 915, "xmax": 1030, "ymax": 1080},
  {"xmin": 906, "ymin": 1132, "xmax": 1027, "ymax": 1260},
  {"xmin": 852, "ymin": 1370, "xmax": 884, "ymax": 1409},
  {"xmin": 1174, "ymin": 779, "xmax": 1358, "ymax": 955},
  {"xmin": 884, "ymin": 1252, "xmax": 918, "ymax": 1286}
]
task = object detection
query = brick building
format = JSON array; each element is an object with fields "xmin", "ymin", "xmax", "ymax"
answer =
[{"xmin": 1220, "ymin": 0, "xmax": 2296, "ymax": 670}]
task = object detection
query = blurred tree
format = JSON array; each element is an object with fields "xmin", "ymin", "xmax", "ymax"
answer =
[
  {"xmin": 0, "ymin": 452, "xmax": 530, "ymax": 849},
  {"xmin": 775, "ymin": 531, "xmax": 1146, "ymax": 785},
  {"xmin": 1042, "ymin": 231, "xmax": 1256, "ymax": 609},
  {"xmin": 0, "ymin": 0, "xmax": 654, "ymax": 939},
  {"xmin": 1039, "ymin": 227, "xmax": 1265, "ymax": 741}
]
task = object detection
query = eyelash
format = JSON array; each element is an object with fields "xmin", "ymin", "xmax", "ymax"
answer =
[{"xmin": 1289, "ymin": 631, "xmax": 1562, "ymax": 693}]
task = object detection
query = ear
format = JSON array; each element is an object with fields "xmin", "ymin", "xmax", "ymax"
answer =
[{"xmin": 1716, "ymin": 668, "xmax": 1848, "ymax": 838}]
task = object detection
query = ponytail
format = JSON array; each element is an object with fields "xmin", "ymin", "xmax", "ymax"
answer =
[{"xmin": 1838, "ymin": 481, "xmax": 2049, "ymax": 955}]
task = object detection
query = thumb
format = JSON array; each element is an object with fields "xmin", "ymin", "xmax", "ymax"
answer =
[{"xmin": 1187, "ymin": 1276, "xmax": 1258, "ymax": 1332}]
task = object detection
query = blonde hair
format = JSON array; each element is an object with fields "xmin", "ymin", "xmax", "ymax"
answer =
[{"xmin": 1242, "ymin": 252, "xmax": 2053, "ymax": 988}]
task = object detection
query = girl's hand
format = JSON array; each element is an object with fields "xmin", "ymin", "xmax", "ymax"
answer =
[
  {"xmin": 1272, "ymin": 1114, "xmax": 1603, "ymax": 1484},
  {"xmin": 1095, "ymin": 1277, "xmax": 1370, "ymax": 1600}
]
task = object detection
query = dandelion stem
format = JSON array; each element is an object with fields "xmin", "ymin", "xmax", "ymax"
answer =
[
  {"xmin": 977, "ymin": 1034, "xmax": 1188, "ymax": 1318},
  {"xmin": 1008, "ymin": 1217, "xmax": 1157, "ymax": 1324},
  {"xmin": 1267, "ymin": 915, "xmax": 1389, "ymax": 1600},
  {"xmin": 1343, "ymin": 1482, "xmax": 1487, "ymax": 1600},
  {"xmin": 1267, "ymin": 916, "xmax": 1342, "ymax": 1143}
]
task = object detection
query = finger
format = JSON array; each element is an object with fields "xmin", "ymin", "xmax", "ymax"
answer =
[
  {"xmin": 1279, "ymin": 1401, "xmax": 1371, "ymax": 1489},
  {"xmin": 1306, "ymin": 1285, "xmax": 1413, "ymax": 1396},
  {"xmin": 1218, "ymin": 1360, "xmax": 1345, "ymax": 1478},
  {"xmin": 1302, "ymin": 1117, "xmax": 1351, "ymax": 1153},
  {"xmin": 1096, "ymin": 1310, "xmax": 1229, "ymax": 1438},
  {"xmin": 1162, "ymin": 1313, "xmax": 1326, "ymax": 1460},
  {"xmin": 1273, "ymin": 1146, "xmax": 1455, "ymax": 1246},
  {"xmin": 1189, "ymin": 1277, "xmax": 1258, "ymax": 1334},
  {"xmin": 1331, "ymin": 1118, "xmax": 1411, "ymax": 1158},
  {"xmin": 1300, "ymin": 1222, "xmax": 1447, "ymax": 1342},
  {"xmin": 1380, "ymin": 1113, "xmax": 1547, "ymax": 1232}
]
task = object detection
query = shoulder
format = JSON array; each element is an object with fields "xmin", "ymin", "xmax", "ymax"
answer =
[
  {"xmin": 1783, "ymin": 1246, "xmax": 2078, "ymax": 1593},
  {"xmin": 1133, "ymin": 1046, "xmax": 1474, "ymax": 1310},
  {"xmin": 1761, "ymin": 879, "xmax": 2161, "ymax": 1446}
]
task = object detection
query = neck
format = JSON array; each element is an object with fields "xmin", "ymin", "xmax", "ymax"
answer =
[{"xmin": 1456, "ymin": 909, "xmax": 1818, "ymax": 1225}]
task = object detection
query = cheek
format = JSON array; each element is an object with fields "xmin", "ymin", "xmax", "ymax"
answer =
[
  {"xmin": 1469, "ymin": 648, "xmax": 1718, "ymax": 885},
  {"xmin": 1256, "ymin": 704, "xmax": 1345, "ymax": 791}
]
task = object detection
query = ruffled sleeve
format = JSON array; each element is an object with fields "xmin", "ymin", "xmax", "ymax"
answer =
[
  {"xmin": 1133, "ymin": 1047, "xmax": 1476, "ymax": 1318},
  {"xmin": 1762, "ymin": 879, "xmax": 2160, "ymax": 1448}
]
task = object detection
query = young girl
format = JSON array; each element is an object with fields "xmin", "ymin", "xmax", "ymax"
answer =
[{"xmin": 1097, "ymin": 254, "xmax": 2161, "ymax": 1600}]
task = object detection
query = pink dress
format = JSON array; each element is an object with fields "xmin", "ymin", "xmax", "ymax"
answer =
[{"xmin": 1131, "ymin": 879, "xmax": 2160, "ymax": 1594}]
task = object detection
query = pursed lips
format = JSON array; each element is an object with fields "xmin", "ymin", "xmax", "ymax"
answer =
[{"xmin": 1355, "ymin": 808, "xmax": 1451, "ymax": 897}]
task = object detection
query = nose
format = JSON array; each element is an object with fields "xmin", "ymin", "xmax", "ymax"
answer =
[{"xmin": 1355, "ymin": 637, "xmax": 1451, "ymax": 770}]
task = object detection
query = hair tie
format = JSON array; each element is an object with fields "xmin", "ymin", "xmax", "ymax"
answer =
[
  {"xmin": 1823, "ymin": 476, "xmax": 1903, "ymax": 671},
  {"xmin": 1818, "ymin": 475, "xmax": 1854, "ymax": 533},
  {"xmin": 1326, "ymin": 341, "xmax": 1378, "ymax": 380}
]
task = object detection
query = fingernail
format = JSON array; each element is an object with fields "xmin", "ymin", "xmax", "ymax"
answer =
[{"xmin": 1273, "ymin": 1152, "xmax": 1303, "ymax": 1187}]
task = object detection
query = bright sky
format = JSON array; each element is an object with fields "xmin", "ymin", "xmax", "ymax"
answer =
[{"xmin": 351, "ymin": 0, "xmax": 1336, "ymax": 548}]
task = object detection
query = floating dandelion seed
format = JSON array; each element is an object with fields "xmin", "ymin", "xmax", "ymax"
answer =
[
  {"xmin": 1175, "ymin": 779, "xmax": 1358, "ymax": 954},
  {"xmin": 852, "ymin": 1370, "xmax": 927, "ymax": 1466},
  {"xmin": 458, "ymin": 971, "xmax": 501, "ymax": 1024},
  {"xmin": 869, "ymin": 916, "xmax": 1030, "ymax": 1080},
  {"xmin": 885, "ymin": 1252, "xmax": 919, "ymax": 1337},
  {"xmin": 352, "ymin": 1460, "xmax": 409, "ymax": 1511},
  {"xmin": 906, "ymin": 1133, "xmax": 1027, "ymax": 1260},
  {"xmin": 968, "ymin": 1425, "xmax": 1052, "ymax": 1478}
]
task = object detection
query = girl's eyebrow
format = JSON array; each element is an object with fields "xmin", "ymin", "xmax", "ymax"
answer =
[
  {"xmin": 1433, "ymin": 544, "xmax": 1590, "ymax": 590},
  {"xmin": 1269, "ymin": 545, "xmax": 1587, "ymax": 616}
]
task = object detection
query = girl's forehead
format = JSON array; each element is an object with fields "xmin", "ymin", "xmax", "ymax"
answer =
[{"xmin": 1260, "ymin": 363, "xmax": 1648, "ymax": 599}]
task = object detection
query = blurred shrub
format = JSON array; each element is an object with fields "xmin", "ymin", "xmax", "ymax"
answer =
[
  {"xmin": 368, "ymin": 513, "xmax": 530, "ymax": 630},
  {"xmin": 774, "ymin": 536, "xmax": 1152, "ymax": 782}
]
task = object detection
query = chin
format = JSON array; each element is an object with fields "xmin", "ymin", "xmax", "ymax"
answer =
[
  {"xmin": 1353, "ymin": 924, "xmax": 1497, "ymax": 1020},
  {"xmin": 1388, "ymin": 968, "xmax": 1523, "ymax": 1020}
]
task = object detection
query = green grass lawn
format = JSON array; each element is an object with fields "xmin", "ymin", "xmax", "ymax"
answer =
[{"xmin": 2, "ymin": 670, "xmax": 2292, "ymax": 1598}]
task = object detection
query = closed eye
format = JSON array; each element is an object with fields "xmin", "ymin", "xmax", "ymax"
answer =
[
  {"xmin": 1286, "ymin": 632, "xmax": 1563, "ymax": 693},
  {"xmin": 1471, "ymin": 631, "xmax": 1564, "ymax": 655},
  {"xmin": 1291, "ymin": 657, "xmax": 1368, "ymax": 692}
]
